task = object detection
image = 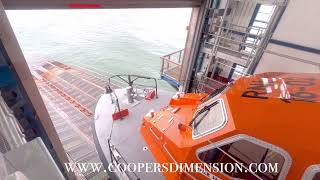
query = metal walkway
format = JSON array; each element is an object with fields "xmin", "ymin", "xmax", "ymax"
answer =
[{"xmin": 160, "ymin": 49, "xmax": 184, "ymax": 88}]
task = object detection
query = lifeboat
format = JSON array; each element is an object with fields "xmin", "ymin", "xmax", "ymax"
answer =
[{"xmin": 94, "ymin": 73, "xmax": 320, "ymax": 180}]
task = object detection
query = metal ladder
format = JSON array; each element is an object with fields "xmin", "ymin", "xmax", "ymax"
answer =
[{"xmin": 196, "ymin": 0, "xmax": 288, "ymax": 92}]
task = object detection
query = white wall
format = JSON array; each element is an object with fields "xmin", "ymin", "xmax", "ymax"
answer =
[
  {"xmin": 272, "ymin": 0, "xmax": 320, "ymax": 48},
  {"xmin": 256, "ymin": 43, "xmax": 320, "ymax": 73},
  {"xmin": 255, "ymin": 0, "xmax": 320, "ymax": 74}
]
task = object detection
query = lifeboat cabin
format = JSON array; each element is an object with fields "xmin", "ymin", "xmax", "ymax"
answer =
[{"xmin": 141, "ymin": 72, "xmax": 320, "ymax": 180}]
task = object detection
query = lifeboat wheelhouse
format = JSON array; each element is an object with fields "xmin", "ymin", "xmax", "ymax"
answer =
[{"xmin": 141, "ymin": 72, "xmax": 320, "ymax": 179}]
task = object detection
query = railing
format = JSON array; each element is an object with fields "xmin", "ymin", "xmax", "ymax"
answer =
[
  {"xmin": 106, "ymin": 74, "xmax": 158, "ymax": 114},
  {"xmin": 194, "ymin": 58, "xmax": 250, "ymax": 94},
  {"xmin": 196, "ymin": 21, "xmax": 266, "ymax": 92},
  {"xmin": 107, "ymin": 74, "xmax": 158, "ymax": 98},
  {"xmin": 194, "ymin": 76, "xmax": 227, "ymax": 94},
  {"xmin": 205, "ymin": 22, "xmax": 265, "ymax": 68},
  {"xmin": 160, "ymin": 49, "xmax": 184, "ymax": 84}
]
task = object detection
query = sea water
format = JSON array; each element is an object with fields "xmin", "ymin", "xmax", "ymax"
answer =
[{"xmin": 7, "ymin": 8, "xmax": 191, "ymax": 90}]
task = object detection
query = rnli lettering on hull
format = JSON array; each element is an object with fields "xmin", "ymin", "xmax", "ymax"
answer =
[{"xmin": 241, "ymin": 77, "xmax": 318, "ymax": 103}]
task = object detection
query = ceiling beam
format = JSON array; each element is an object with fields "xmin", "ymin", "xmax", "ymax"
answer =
[{"xmin": 2, "ymin": 0, "xmax": 204, "ymax": 9}]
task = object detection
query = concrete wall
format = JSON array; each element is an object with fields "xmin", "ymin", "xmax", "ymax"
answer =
[{"xmin": 255, "ymin": 0, "xmax": 320, "ymax": 74}]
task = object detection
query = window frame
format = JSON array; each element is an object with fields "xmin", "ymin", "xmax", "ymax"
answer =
[
  {"xmin": 192, "ymin": 98, "xmax": 228, "ymax": 140},
  {"xmin": 196, "ymin": 134, "xmax": 292, "ymax": 179},
  {"xmin": 302, "ymin": 164, "xmax": 320, "ymax": 180}
]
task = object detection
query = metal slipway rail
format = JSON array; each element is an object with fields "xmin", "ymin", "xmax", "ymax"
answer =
[
  {"xmin": 41, "ymin": 63, "xmax": 104, "ymax": 112},
  {"xmin": 66, "ymin": 61, "xmax": 164, "ymax": 92},
  {"xmin": 51, "ymin": 61, "xmax": 114, "ymax": 89},
  {"xmin": 66, "ymin": 62, "xmax": 133, "ymax": 88},
  {"xmin": 37, "ymin": 82, "xmax": 107, "ymax": 179},
  {"xmin": 33, "ymin": 62, "xmax": 115, "ymax": 179}
]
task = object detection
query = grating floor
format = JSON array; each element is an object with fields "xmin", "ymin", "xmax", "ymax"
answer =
[{"xmin": 163, "ymin": 66, "xmax": 181, "ymax": 81}]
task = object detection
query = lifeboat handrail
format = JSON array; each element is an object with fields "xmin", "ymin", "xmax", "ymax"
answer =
[
  {"xmin": 105, "ymin": 84, "xmax": 121, "ymax": 114},
  {"xmin": 107, "ymin": 74, "xmax": 158, "ymax": 98},
  {"xmin": 107, "ymin": 140, "xmax": 140, "ymax": 179}
]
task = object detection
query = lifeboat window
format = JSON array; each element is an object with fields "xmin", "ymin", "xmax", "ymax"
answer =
[
  {"xmin": 192, "ymin": 99, "xmax": 227, "ymax": 139},
  {"xmin": 198, "ymin": 137, "xmax": 289, "ymax": 179},
  {"xmin": 302, "ymin": 165, "xmax": 320, "ymax": 180}
]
